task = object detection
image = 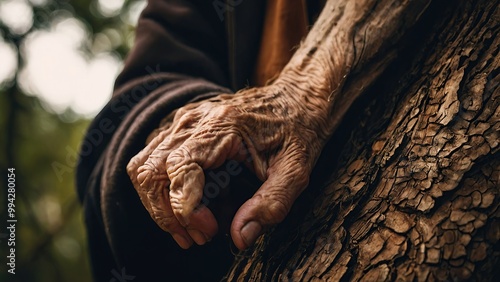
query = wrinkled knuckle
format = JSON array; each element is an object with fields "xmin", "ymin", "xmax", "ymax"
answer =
[
  {"xmin": 172, "ymin": 108, "xmax": 200, "ymax": 131},
  {"xmin": 136, "ymin": 162, "xmax": 156, "ymax": 187},
  {"xmin": 126, "ymin": 156, "xmax": 140, "ymax": 178},
  {"xmin": 173, "ymin": 105, "xmax": 190, "ymax": 119},
  {"xmin": 166, "ymin": 147, "xmax": 190, "ymax": 172},
  {"xmin": 214, "ymin": 104, "xmax": 239, "ymax": 119},
  {"xmin": 144, "ymin": 154, "xmax": 165, "ymax": 172},
  {"xmin": 265, "ymin": 195, "xmax": 291, "ymax": 224},
  {"xmin": 177, "ymin": 111, "xmax": 196, "ymax": 124},
  {"xmin": 169, "ymin": 161, "xmax": 203, "ymax": 194},
  {"xmin": 146, "ymin": 184, "xmax": 166, "ymax": 202}
]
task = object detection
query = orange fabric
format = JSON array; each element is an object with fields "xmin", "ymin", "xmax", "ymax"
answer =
[{"xmin": 252, "ymin": 0, "xmax": 309, "ymax": 86}]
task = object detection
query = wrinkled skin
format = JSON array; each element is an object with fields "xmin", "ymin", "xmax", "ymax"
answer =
[{"xmin": 127, "ymin": 83, "xmax": 331, "ymax": 250}]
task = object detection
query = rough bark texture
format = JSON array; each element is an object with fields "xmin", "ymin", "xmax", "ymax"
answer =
[{"xmin": 226, "ymin": 0, "xmax": 499, "ymax": 281}]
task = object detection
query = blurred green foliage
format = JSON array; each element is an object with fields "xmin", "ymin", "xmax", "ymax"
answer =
[{"xmin": 0, "ymin": 0, "xmax": 143, "ymax": 280}]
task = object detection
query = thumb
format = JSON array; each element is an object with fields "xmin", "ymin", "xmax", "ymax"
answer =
[{"xmin": 230, "ymin": 147, "xmax": 311, "ymax": 250}]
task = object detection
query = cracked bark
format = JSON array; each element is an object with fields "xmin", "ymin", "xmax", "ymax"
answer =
[{"xmin": 225, "ymin": 0, "xmax": 499, "ymax": 281}]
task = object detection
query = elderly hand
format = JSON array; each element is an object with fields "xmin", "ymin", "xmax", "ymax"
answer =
[{"xmin": 127, "ymin": 81, "xmax": 331, "ymax": 250}]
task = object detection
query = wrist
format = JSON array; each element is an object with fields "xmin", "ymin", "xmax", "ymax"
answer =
[{"xmin": 272, "ymin": 75, "xmax": 333, "ymax": 136}]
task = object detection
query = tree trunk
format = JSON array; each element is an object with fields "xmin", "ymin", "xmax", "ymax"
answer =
[{"xmin": 226, "ymin": 0, "xmax": 499, "ymax": 281}]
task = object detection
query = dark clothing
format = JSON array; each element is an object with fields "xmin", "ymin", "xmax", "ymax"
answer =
[
  {"xmin": 77, "ymin": 1, "xmax": 266, "ymax": 280},
  {"xmin": 77, "ymin": 1, "xmax": 321, "ymax": 281}
]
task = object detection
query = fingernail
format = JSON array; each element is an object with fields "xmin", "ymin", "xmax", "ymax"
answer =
[
  {"xmin": 172, "ymin": 234, "xmax": 192, "ymax": 249},
  {"xmin": 240, "ymin": 221, "xmax": 262, "ymax": 248},
  {"xmin": 187, "ymin": 229, "xmax": 208, "ymax": 245}
]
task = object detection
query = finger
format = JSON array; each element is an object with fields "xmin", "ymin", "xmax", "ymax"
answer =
[
  {"xmin": 167, "ymin": 151, "xmax": 219, "ymax": 244},
  {"xmin": 166, "ymin": 130, "xmax": 242, "ymax": 219},
  {"xmin": 230, "ymin": 143, "xmax": 311, "ymax": 250},
  {"xmin": 130, "ymin": 129, "xmax": 196, "ymax": 249},
  {"xmin": 128, "ymin": 127, "xmax": 174, "ymax": 183},
  {"xmin": 135, "ymin": 128, "xmax": 190, "ymax": 205},
  {"xmin": 127, "ymin": 129, "xmax": 173, "ymax": 214},
  {"xmin": 166, "ymin": 130, "xmax": 244, "ymax": 244},
  {"xmin": 167, "ymin": 151, "xmax": 206, "ymax": 226},
  {"xmin": 148, "ymin": 184, "xmax": 193, "ymax": 249},
  {"xmin": 136, "ymin": 142, "xmax": 194, "ymax": 248},
  {"xmin": 127, "ymin": 129, "xmax": 171, "ymax": 184},
  {"xmin": 185, "ymin": 205, "xmax": 219, "ymax": 245}
]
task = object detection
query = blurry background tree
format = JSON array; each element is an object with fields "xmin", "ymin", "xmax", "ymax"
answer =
[{"xmin": 0, "ymin": 0, "xmax": 145, "ymax": 281}]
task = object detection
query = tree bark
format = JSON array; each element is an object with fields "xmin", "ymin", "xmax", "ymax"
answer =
[{"xmin": 226, "ymin": 0, "xmax": 499, "ymax": 281}]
